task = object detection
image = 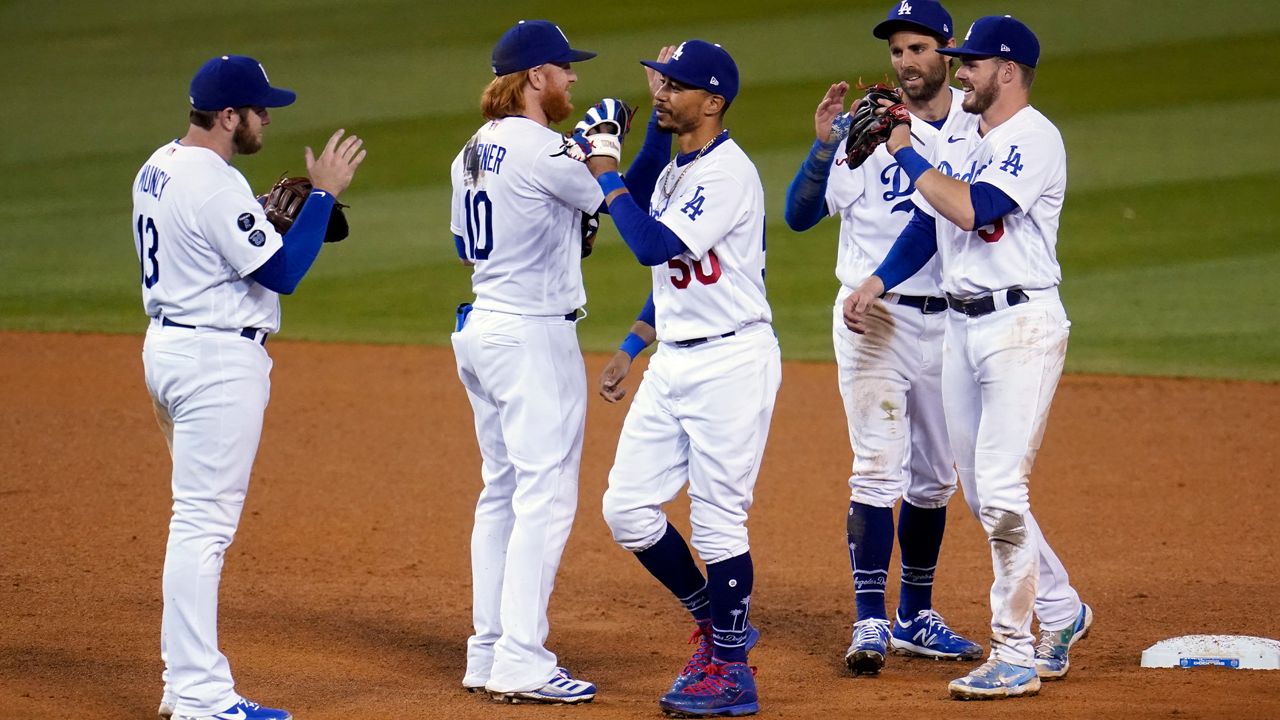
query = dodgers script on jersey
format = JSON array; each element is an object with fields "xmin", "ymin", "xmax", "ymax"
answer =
[
  {"xmin": 131, "ymin": 141, "xmax": 284, "ymax": 331},
  {"xmin": 912, "ymin": 106, "xmax": 1066, "ymax": 296},
  {"xmin": 826, "ymin": 88, "xmax": 975, "ymax": 295},
  {"xmin": 647, "ymin": 136, "xmax": 770, "ymax": 342},
  {"xmin": 450, "ymin": 117, "xmax": 604, "ymax": 316}
]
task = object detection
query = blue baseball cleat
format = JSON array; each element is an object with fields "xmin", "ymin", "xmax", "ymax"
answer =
[
  {"xmin": 890, "ymin": 609, "xmax": 983, "ymax": 660},
  {"xmin": 670, "ymin": 622, "xmax": 760, "ymax": 694},
  {"xmin": 171, "ymin": 698, "xmax": 292, "ymax": 720},
  {"xmin": 844, "ymin": 617, "xmax": 890, "ymax": 675},
  {"xmin": 1036, "ymin": 602, "xmax": 1093, "ymax": 679},
  {"xmin": 659, "ymin": 661, "xmax": 759, "ymax": 717},
  {"xmin": 949, "ymin": 659, "xmax": 1041, "ymax": 700}
]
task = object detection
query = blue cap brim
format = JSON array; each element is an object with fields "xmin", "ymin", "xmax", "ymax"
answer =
[
  {"xmin": 639, "ymin": 59, "xmax": 719, "ymax": 96},
  {"xmin": 936, "ymin": 48, "xmax": 993, "ymax": 60},
  {"xmin": 554, "ymin": 48, "xmax": 596, "ymax": 64},
  {"xmin": 261, "ymin": 87, "xmax": 297, "ymax": 108},
  {"xmin": 873, "ymin": 19, "xmax": 945, "ymax": 40}
]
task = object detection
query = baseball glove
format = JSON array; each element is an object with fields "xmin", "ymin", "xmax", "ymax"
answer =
[
  {"xmin": 843, "ymin": 83, "xmax": 908, "ymax": 170},
  {"xmin": 581, "ymin": 210, "xmax": 600, "ymax": 258},
  {"xmin": 259, "ymin": 176, "xmax": 350, "ymax": 243},
  {"xmin": 575, "ymin": 98, "xmax": 637, "ymax": 142}
]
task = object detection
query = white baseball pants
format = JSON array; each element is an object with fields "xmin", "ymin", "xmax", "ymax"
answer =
[
  {"xmin": 143, "ymin": 320, "xmax": 271, "ymax": 716},
  {"xmin": 833, "ymin": 286, "xmax": 955, "ymax": 509},
  {"xmin": 451, "ymin": 309, "xmax": 586, "ymax": 693},
  {"xmin": 942, "ymin": 288, "xmax": 1079, "ymax": 666},
  {"xmin": 602, "ymin": 325, "xmax": 781, "ymax": 564}
]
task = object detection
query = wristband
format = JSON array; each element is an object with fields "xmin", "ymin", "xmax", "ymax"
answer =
[
  {"xmin": 895, "ymin": 146, "xmax": 932, "ymax": 183},
  {"xmin": 597, "ymin": 171, "xmax": 627, "ymax": 196},
  {"xmin": 619, "ymin": 332, "xmax": 647, "ymax": 360}
]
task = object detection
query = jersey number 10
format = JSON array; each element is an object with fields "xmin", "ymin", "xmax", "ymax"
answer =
[
  {"xmin": 135, "ymin": 214, "xmax": 160, "ymax": 288},
  {"xmin": 463, "ymin": 190, "xmax": 494, "ymax": 261}
]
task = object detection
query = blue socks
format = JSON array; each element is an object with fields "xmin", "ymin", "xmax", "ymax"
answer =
[
  {"xmin": 635, "ymin": 523, "xmax": 711, "ymax": 623},
  {"xmin": 897, "ymin": 501, "xmax": 947, "ymax": 620},
  {"xmin": 706, "ymin": 552, "xmax": 754, "ymax": 663},
  {"xmin": 633, "ymin": 524, "xmax": 755, "ymax": 663},
  {"xmin": 847, "ymin": 501, "xmax": 894, "ymax": 621}
]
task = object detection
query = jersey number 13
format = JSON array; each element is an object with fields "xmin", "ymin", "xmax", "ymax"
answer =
[{"xmin": 135, "ymin": 214, "xmax": 160, "ymax": 288}]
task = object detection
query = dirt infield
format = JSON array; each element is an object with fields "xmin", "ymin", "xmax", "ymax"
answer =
[{"xmin": 2, "ymin": 331, "xmax": 1277, "ymax": 719}]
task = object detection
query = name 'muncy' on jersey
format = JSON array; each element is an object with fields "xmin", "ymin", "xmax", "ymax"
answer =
[
  {"xmin": 647, "ymin": 136, "xmax": 771, "ymax": 343},
  {"xmin": 131, "ymin": 141, "xmax": 285, "ymax": 331},
  {"xmin": 449, "ymin": 117, "xmax": 604, "ymax": 316},
  {"xmin": 825, "ymin": 87, "xmax": 976, "ymax": 295},
  {"xmin": 912, "ymin": 105, "xmax": 1066, "ymax": 296}
]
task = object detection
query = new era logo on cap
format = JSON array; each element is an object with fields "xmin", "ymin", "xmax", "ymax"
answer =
[
  {"xmin": 640, "ymin": 39, "xmax": 740, "ymax": 104},
  {"xmin": 938, "ymin": 14, "xmax": 1041, "ymax": 67},
  {"xmin": 874, "ymin": 0, "xmax": 954, "ymax": 40}
]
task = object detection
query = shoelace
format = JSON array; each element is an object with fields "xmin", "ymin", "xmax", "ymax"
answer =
[
  {"xmin": 682, "ymin": 626, "xmax": 714, "ymax": 676},
  {"xmin": 685, "ymin": 663, "xmax": 733, "ymax": 696},
  {"xmin": 967, "ymin": 658, "xmax": 1004, "ymax": 680},
  {"xmin": 1034, "ymin": 630, "xmax": 1058, "ymax": 657},
  {"xmin": 912, "ymin": 609, "xmax": 956, "ymax": 635},
  {"xmin": 854, "ymin": 618, "xmax": 890, "ymax": 645}
]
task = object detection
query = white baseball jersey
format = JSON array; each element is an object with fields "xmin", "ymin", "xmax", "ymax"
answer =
[
  {"xmin": 131, "ymin": 141, "xmax": 284, "ymax": 331},
  {"xmin": 826, "ymin": 88, "xmax": 975, "ymax": 296},
  {"xmin": 449, "ymin": 117, "xmax": 604, "ymax": 316},
  {"xmin": 647, "ymin": 135, "xmax": 771, "ymax": 342},
  {"xmin": 913, "ymin": 105, "xmax": 1066, "ymax": 297}
]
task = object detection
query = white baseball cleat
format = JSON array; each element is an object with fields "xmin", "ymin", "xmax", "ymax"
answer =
[{"xmin": 489, "ymin": 667, "xmax": 597, "ymax": 704}]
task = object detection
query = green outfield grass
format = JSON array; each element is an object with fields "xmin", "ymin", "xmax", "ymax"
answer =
[{"xmin": 1, "ymin": 0, "xmax": 1276, "ymax": 380}]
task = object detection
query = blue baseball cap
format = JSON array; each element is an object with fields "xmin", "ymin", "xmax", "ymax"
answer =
[
  {"xmin": 640, "ymin": 40, "xmax": 739, "ymax": 104},
  {"xmin": 491, "ymin": 20, "xmax": 596, "ymax": 76},
  {"xmin": 938, "ymin": 15, "xmax": 1040, "ymax": 68},
  {"xmin": 873, "ymin": 0, "xmax": 953, "ymax": 40},
  {"xmin": 189, "ymin": 55, "xmax": 296, "ymax": 111}
]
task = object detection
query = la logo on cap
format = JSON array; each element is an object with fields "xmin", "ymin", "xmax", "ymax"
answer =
[
  {"xmin": 897, "ymin": 1, "xmax": 912, "ymax": 16},
  {"xmin": 672, "ymin": 42, "xmax": 685, "ymax": 60}
]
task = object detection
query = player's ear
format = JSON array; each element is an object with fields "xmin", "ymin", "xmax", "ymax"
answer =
[
  {"xmin": 218, "ymin": 107, "xmax": 239, "ymax": 131},
  {"xmin": 703, "ymin": 93, "xmax": 725, "ymax": 118},
  {"xmin": 526, "ymin": 66, "xmax": 545, "ymax": 92}
]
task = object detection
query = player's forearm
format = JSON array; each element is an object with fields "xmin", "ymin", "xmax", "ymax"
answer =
[
  {"xmin": 250, "ymin": 192, "xmax": 335, "ymax": 294},
  {"xmin": 871, "ymin": 209, "xmax": 938, "ymax": 292},
  {"xmin": 784, "ymin": 139, "xmax": 838, "ymax": 231},
  {"xmin": 893, "ymin": 146, "xmax": 976, "ymax": 231},
  {"xmin": 597, "ymin": 173, "xmax": 689, "ymax": 266},
  {"xmin": 620, "ymin": 299, "xmax": 657, "ymax": 359}
]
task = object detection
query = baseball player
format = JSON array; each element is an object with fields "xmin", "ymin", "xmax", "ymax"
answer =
[
  {"xmin": 843, "ymin": 15, "xmax": 1093, "ymax": 700},
  {"xmin": 782, "ymin": 0, "xmax": 983, "ymax": 676},
  {"xmin": 578, "ymin": 41, "xmax": 780, "ymax": 718},
  {"xmin": 448, "ymin": 20, "xmax": 602, "ymax": 705},
  {"xmin": 136, "ymin": 55, "xmax": 364, "ymax": 720}
]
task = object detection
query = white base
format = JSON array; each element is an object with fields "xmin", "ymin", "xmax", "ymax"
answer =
[{"xmin": 1141, "ymin": 635, "xmax": 1280, "ymax": 669}]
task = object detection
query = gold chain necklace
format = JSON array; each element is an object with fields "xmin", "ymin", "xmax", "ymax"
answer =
[{"xmin": 659, "ymin": 130, "xmax": 727, "ymax": 199}]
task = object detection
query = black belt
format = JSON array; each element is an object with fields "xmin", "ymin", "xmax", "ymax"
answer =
[
  {"xmin": 945, "ymin": 289, "xmax": 1030, "ymax": 318},
  {"xmin": 161, "ymin": 316, "xmax": 267, "ymax": 345},
  {"xmin": 890, "ymin": 294, "xmax": 948, "ymax": 314},
  {"xmin": 671, "ymin": 331, "xmax": 736, "ymax": 348}
]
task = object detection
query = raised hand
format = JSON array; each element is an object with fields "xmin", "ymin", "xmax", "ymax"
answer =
[
  {"xmin": 645, "ymin": 45, "xmax": 678, "ymax": 99},
  {"xmin": 816, "ymin": 81, "xmax": 849, "ymax": 144},
  {"xmin": 306, "ymin": 129, "xmax": 366, "ymax": 197}
]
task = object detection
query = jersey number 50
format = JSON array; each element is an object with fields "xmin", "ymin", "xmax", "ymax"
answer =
[
  {"xmin": 463, "ymin": 190, "xmax": 494, "ymax": 261},
  {"xmin": 135, "ymin": 214, "xmax": 160, "ymax": 288},
  {"xmin": 668, "ymin": 249, "xmax": 722, "ymax": 289}
]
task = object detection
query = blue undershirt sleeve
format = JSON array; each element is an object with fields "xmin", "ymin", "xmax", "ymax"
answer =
[
  {"xmin": 600, "ymin": 174, "xmax": 689, "ymax": 266},
  {"xmin": 970, "ymin": 182, "xmax": 1019, "ymax": 228},
  {"xmin": 871, "ymin": 207, "xmax": 938, "ymax": 292},
  {"xmin": 622, "ymin": 112, "xmax": 672, "ymax": 214},
  {"xmin": 453, "ymin": 233, "xmax": 466, "ymax": 260},
  {"xmin": 637, "ymin": 292, "xmax": 655, "ymax": 326},
  {"xmin": 249, "ymin": 192, "xmax": 336, "ymax": 294},
  {"xmin": 784, "ymin": 138, "xmax": 838, "ymax": 231}
]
